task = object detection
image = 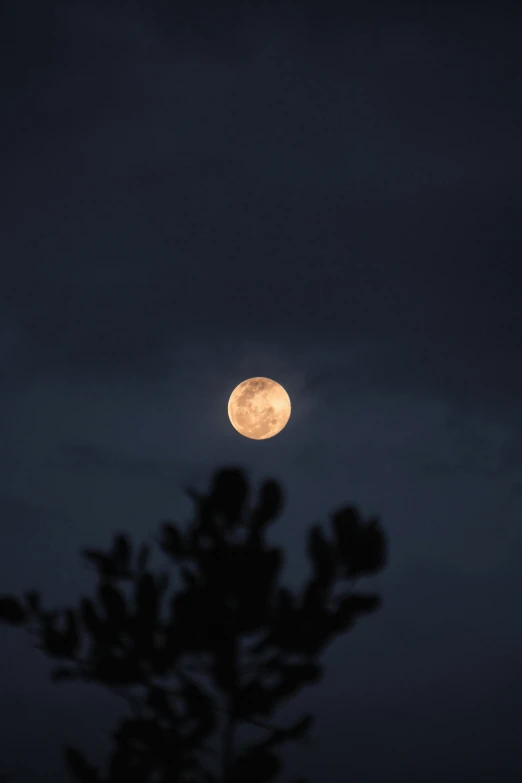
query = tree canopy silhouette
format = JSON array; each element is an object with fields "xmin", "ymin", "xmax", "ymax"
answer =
[{"xmin": 0, "ymin": 466, "xmax": 387, "ymax": 783}]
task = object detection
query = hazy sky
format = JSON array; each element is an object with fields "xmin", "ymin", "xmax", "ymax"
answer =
[{"xmin": 1, "ymin": 1, "xmax": 522, "ymax": 781}]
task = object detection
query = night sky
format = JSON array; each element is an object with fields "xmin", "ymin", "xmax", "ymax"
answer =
[{"xmin": 2, "ymin": 1, "xmax": 522, "ymax": 781}]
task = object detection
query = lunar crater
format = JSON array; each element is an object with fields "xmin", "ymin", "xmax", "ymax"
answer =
[{"xmin": 228, "ymin": 377, "xmax": 291, "ymax": 440}]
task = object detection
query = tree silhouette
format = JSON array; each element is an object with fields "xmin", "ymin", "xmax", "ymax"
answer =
[{"xmin": 0, "ymin": 467, "xmax": 387, "ymax": 783}]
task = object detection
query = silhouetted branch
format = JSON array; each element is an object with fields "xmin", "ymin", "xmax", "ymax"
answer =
[{"xmin": 0, "ymin": 465, "xmax": 387, "ymax": 783}]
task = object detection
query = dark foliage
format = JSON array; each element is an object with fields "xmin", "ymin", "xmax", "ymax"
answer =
[{"xmin": 0, "ymin": 466, "xmax": 387, "ymax": 783}]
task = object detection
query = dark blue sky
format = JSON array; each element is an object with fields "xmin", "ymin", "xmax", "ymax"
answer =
[{"xmin": 1, "ymin": 1, "xmax": 522, "ymax": 781}]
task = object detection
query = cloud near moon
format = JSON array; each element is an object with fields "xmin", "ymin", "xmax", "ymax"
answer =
[{"xmin": 228, "ymin": 377, "xmax": 291, "ymax": 440}]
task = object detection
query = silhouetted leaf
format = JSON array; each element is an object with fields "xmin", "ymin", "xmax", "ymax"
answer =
[
  {"xmin": 278, "ymin": 587, "xmax": 295, "ymax": 613},
  {"xmin": 186, "ymin": 484, "xmax": 222, "ymax": 539},
  {"xmin": 115, "ymin": 716, "xmax": 162, "ymax": 748},
  {"xmin": 40, "ymin": 611, "xmax": 77, "ymax": 658},
  {"xmin": 81, "ymin": 548, "xmax": 111, "ymax": 574},
  {"xmin": 94, "ymin": 651, "xmax": 143, "ymax": 685},
  {"xmin": 137, "ymin": 543, "xmax": 150, "ymax": 572},
  {"xmin": 184, "ymin": 486, "xmax": 200, "ymax": 504},
  {"xmin": 338, "ymin": 592, "xmax": 382, "ymax": 615},
  {"xmin": 107, "ymin": 743, "xmax": 155, "ymax": 783},
  {"xmin": 210, "ymin": 636, "xmax": 238, "ymax": 692},
  {"xmin": 51, "ymin": 666, "xmax": 81, "ymax": 683},
  {"xmin": 330, "ymin": 507, "xmax": 387, "ymax": 578},
  {"xmin": 307, "ymin": 525, "xmax": 335, "ymax": 587},
  {"xmin": 146, "ymin": 686, "xmax": 178, "ymax": 721},
  {"xmin": 273, "ymin": 662, "xmax": 322, "ymax": 702},
  {"xmin": 350, "ymin": 519, "xmax": 387, "ymax": 577},
  {"xmin": 98, "ymin": 582, "xmax": 127, "ymax": 625},
  {"xmin": 209, "ymin": 467, "xmax": 249, "ymax": 529},
  {"xmin": 112, "ymin": 533, "xmax": 131, "ymax": 574},
  {"xmin": 180, "ymin": 676, "xmax": 216, "ymax": 745},
  {"xmin": 25, "ymin": 590, "xmax": 41, "ymax": 614},
  {"xmin": 250, "ymin": 478, "xmax": 284, "ymax": 532},
  {"xmin": 44, "ymin": 608, "xmax": 80, "ymax": 658},
  {"xmin": 264, "ymin": 548, "xmax": 283, "ymax": 586},
  {"xmin": 286, "ymin": 713, "xmax": 314, "ymax": 743},
  {"xmin": 229, "ymin": 747, "xmax": 280, "ymax": 783},
  {"xmin": 258, "ymin": 714, "xmax": 314, "ymax": 751},
  {"xmin": 64, "ymin": 746, "xmax": 101, "ymax": 782},
  {"xmin": 80, "ymin": 598, "xmax": 106, "ymax": 641},
  {"xmin": 180, "ymin": 566, "xmax": 199, "ymax": 589},
  {"xmin": 0, "ymin": 596, "xmax": 26, "ymax": 625},
  {"xmin": 133, "ymin": 573, "xmax": 159, "ymax": 653},
  {"xmin": 235, "ymin": 681, "xmax": 276, "ymax": 718},
  {"xmin": 302, "ymin": 578, "xmax": 328, "ymax": 615},
  {"xmin": 249, "ymin": 587, "xmax": 298, "ymax": 654},
  {"xmin": 160, "ymin": 522, "xmax": 185, "ymax": 559},
  {"xmin": 236, "ymin": 546, "xmax": 280, "ymax": 631}
]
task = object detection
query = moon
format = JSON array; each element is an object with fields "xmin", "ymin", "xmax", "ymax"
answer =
[{"xmin": 228, "ymin": 377, "xmax": 291, "ymax": 440}]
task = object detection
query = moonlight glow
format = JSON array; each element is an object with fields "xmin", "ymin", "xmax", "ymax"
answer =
[{"xmin": 227, "ymin": 377, "xmax": 291, "ymax": 440}]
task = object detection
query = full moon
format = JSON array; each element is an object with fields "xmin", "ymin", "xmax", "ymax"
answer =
[{"xmin": 228, "ymin": 377, "xmax": 291, "ymax": 440}]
